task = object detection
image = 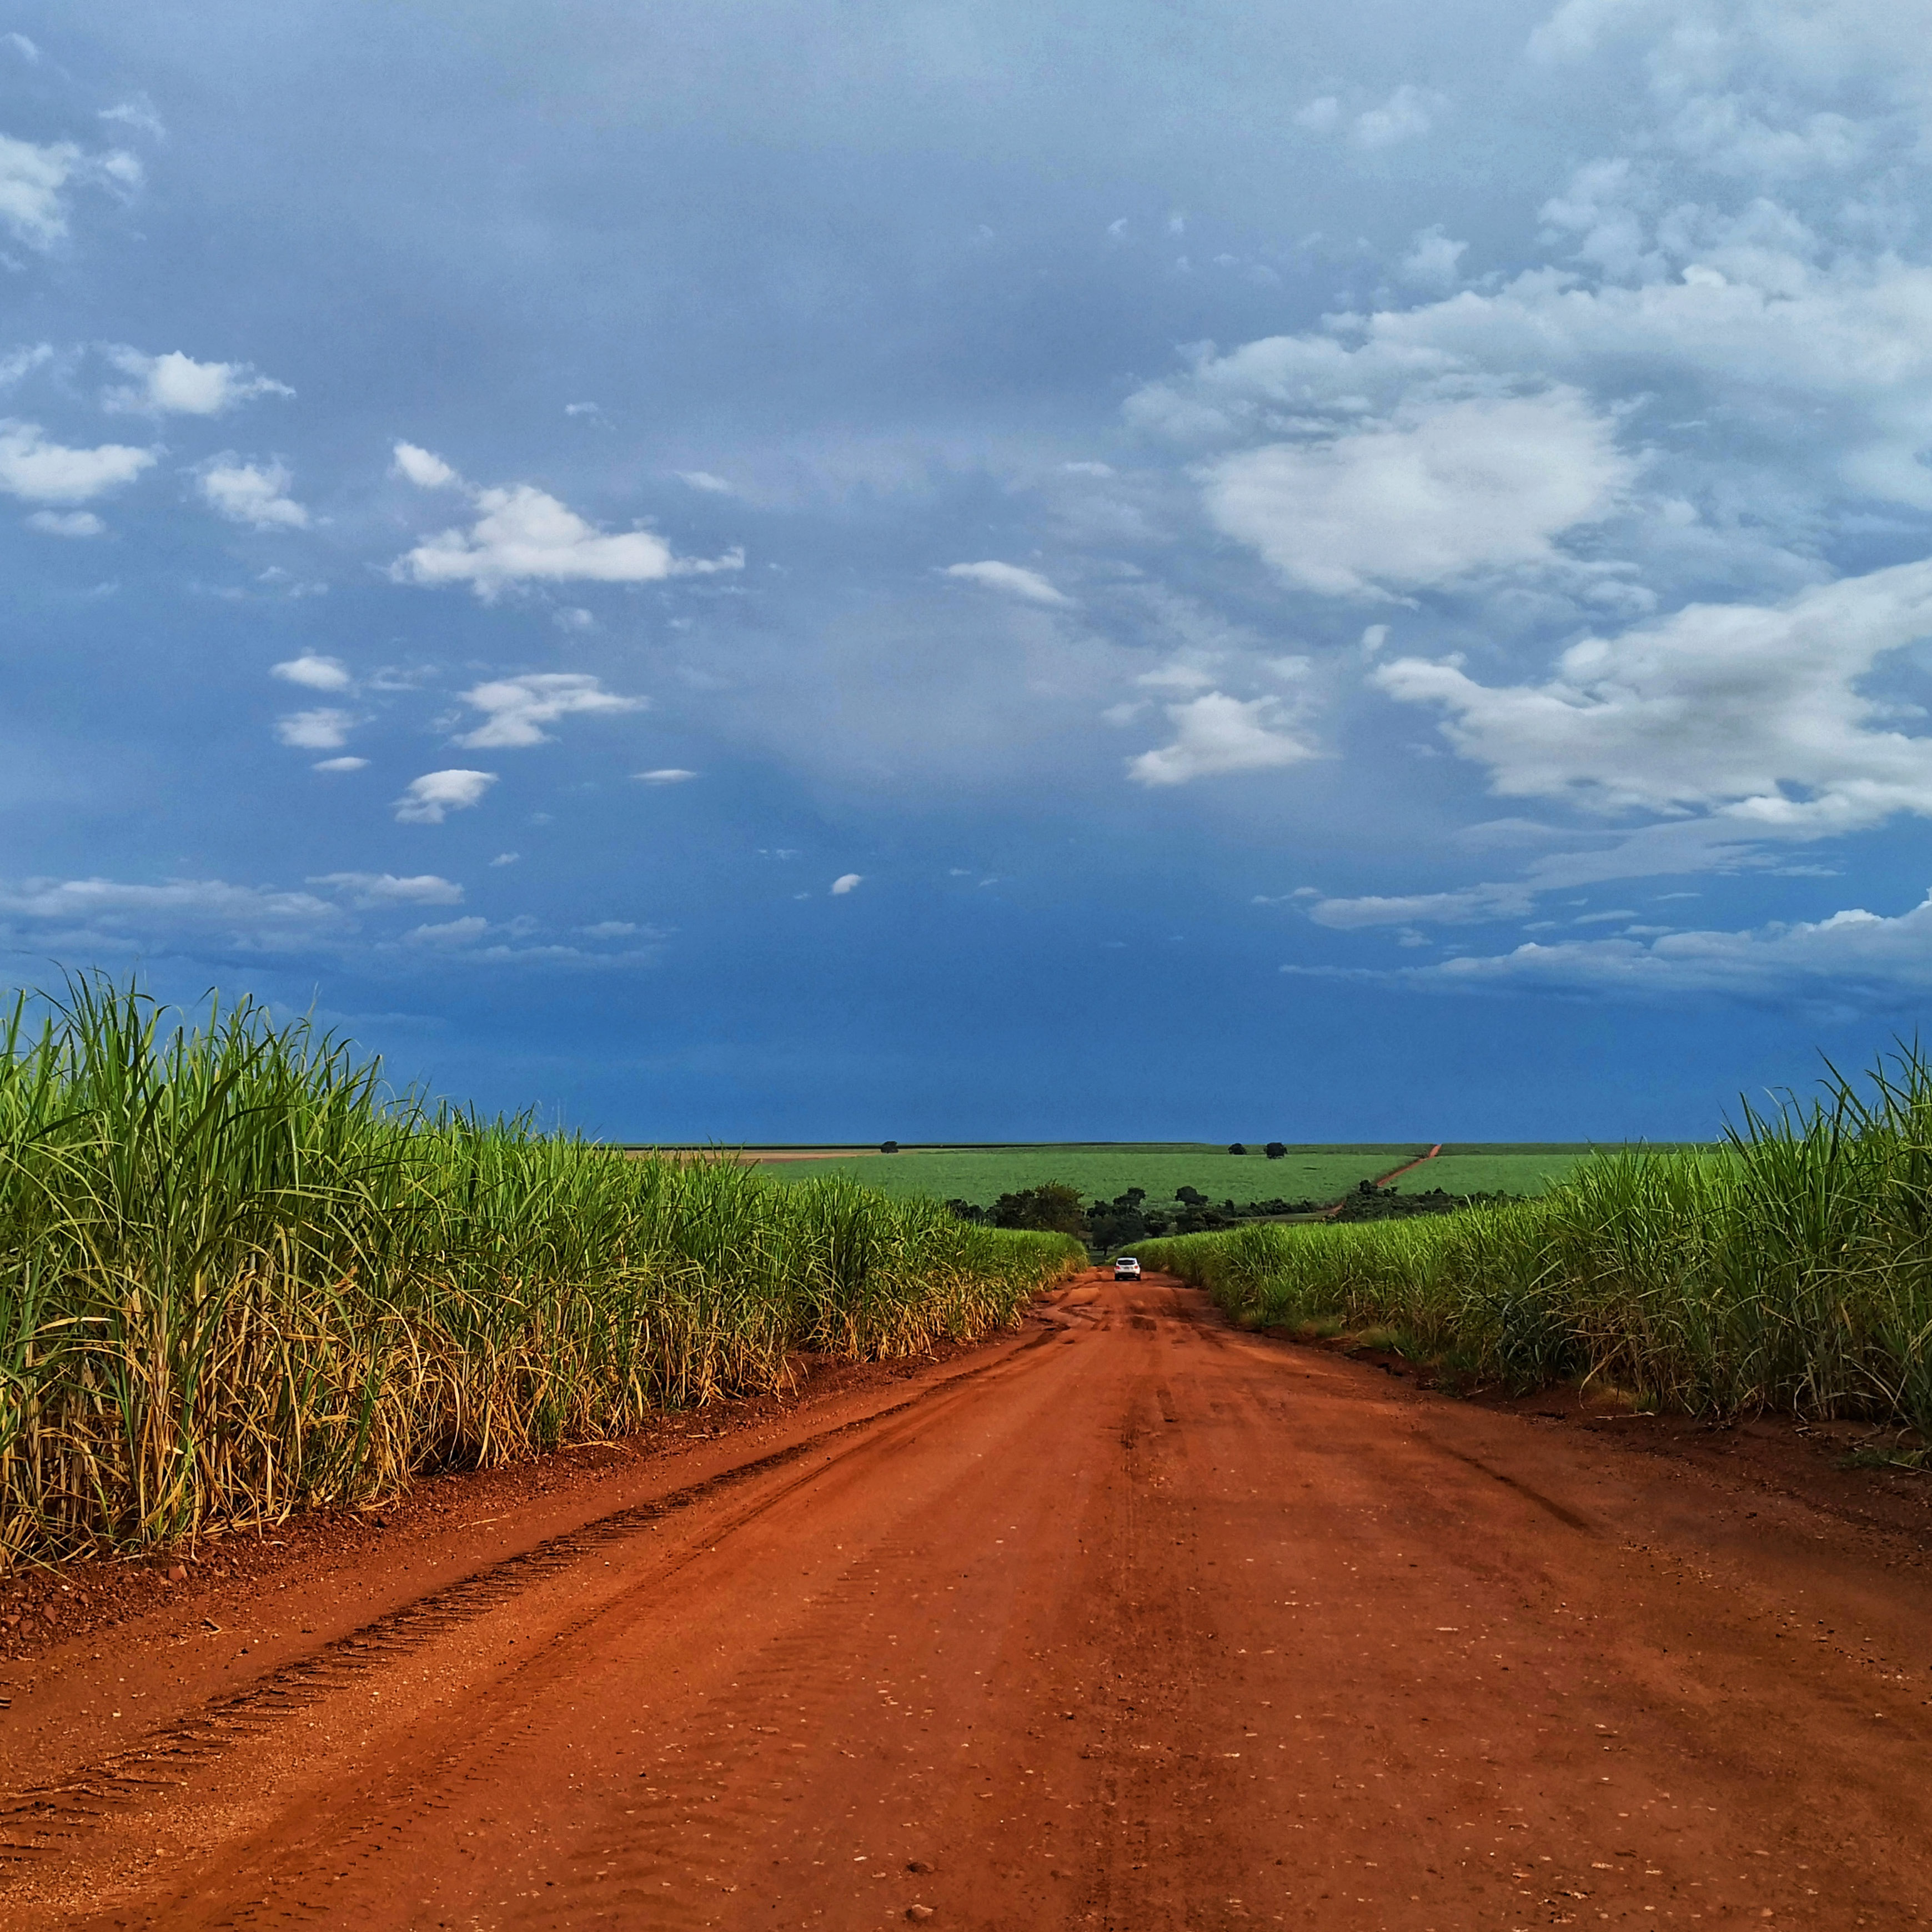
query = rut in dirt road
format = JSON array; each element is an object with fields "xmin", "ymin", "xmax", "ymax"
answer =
[{"xmin": 6, "ymin": 1273, "xmax": 1932, "ymax": 1930}]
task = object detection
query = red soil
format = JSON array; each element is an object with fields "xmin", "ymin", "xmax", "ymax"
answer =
[
  {"xmin": 1316, "ymin": 1142, "xmax": 1443, "ymax": 1217},
  {"xmin": 4, "ymin": 1272, "xmax": 1931, "ymax": 1929},
  {"xmin": 1373, "ymin": 1142, "xmax": 1444, "ymax": 1186}
]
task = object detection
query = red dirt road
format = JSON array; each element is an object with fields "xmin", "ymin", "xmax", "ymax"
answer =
[{"xmin": 6, "ymin": 1273, "xmax": 1932, "ymax": 1929}]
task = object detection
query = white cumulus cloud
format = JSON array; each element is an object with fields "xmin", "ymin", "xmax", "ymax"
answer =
[
  {"xmin": 389, "ymin": 453, "xmax": 742, "ymax": 599},
  {"xmin": 1128, "ymin": 692, "xmax": 1315, "ymax": 786},
  {"xmin": 1132, "ymin": 234, "xmax": 1932, "ymax": 520},
  {"xmin": 199, "ymin": 456, "xmax": 308, "ymax": 530},
  {"xmin": 394, "ymin": 769, "xmax": 498, "ymax": 824},
  {"xmin": 272, "ymin": 653, "xmax": 353, "ymax": 692},
  {"xmin": 942, "ymin": 560, "xmax": 1073, "ymax": 606},
  {"xmin": 1374, "ymin": 555, "xmax": 1932, "ymax": 833},
  {"xmin": 0, "ymin": 420, "xmax": 154, "ymax": 504},
  {"xmin": 634, "ymin": 767, "xmax": 697, "ymax": 784},
  {"xmin": 391, "ymin": 440, "xmax": 460, "ymax": 488},
  {"xmin": 830, "ymin": 873, "xmax": 862, "ymax": 895},
  {"xmin": 1201, "ymin": 391, "xmax": 1635, "ymax": 597},
  {"xmin": 455, "ymin": 673, "xmax": 643, "ymax": 749},
  {"xmin": 102, "ymin": 348, "xmax": 293, "ymax": 416}
]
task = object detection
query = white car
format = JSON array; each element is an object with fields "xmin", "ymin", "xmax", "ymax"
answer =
[{"xmin": 1113, "ymin": 1256, "xmax": 1142, "ymax": 1281}]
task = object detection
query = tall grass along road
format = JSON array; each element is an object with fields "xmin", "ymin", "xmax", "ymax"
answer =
[
  {"xmin": 0, "ymin": 979, "xmax": 1080, "ymax": 1568},
  {"xmin": 1141, "ymin": 1044, "xmax": 1932, "ymax": 1432},
  {"xmin": 8, "ymin": 1272, "xmax": 1930, "ymax": 1928}
]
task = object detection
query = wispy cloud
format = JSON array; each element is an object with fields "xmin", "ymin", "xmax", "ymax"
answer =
[
  {"xmin": 1374, "ymin": 890, "xmax": 1932, "ymax": 1013},
  {"xmin": 404, "ymin": 915, "xmax": 490, "ymax": 947},
  {"xmin": 455, "ymin": 673, "xmax": 643, "ymax": 749},
  {"xmin": 275, "ymin": 708, "xmax": 355, "ymax": 751},
  {"xmin": 1352, "ymin": 83, "xmax": 1444, "ymax": 148},
  {"xmin": 0, "ymin": 133, "xmax": 139, "ymax": 250},
  {"xmin": 0, "ymin": 875, "xmax": 339, "ymax": 952},
  {"xmin": 310, "ymin": 871, "xmax": 463, "ymax": 907},
  {"xmin": 942, "ymin": 560, "xmax": 1072, "ymax": 606},
  {"xmin": 98, "ymin": 98, "xmax": 165, "ymax": 140},
  {"xmin": 199, "ymin": 456, "xmax": 308, "ymax": 529},
  {"xmin": 1293, "ymin": 83, "xmax": 1445, "ymax": 148},
  {"xmin": 26, "ymin": 509, "xmax": 104, "ymax": 538}
]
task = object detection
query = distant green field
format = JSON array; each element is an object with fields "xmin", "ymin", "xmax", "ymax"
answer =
[
  {"xmin": 1388, "ymin": 1145, "xmax": 1718, "ymax": 1197},
  {"xmin": 727, "ymin": 1142, "xmax": 1727, "ymax": 1210},
  {"xmin": 750, "ymin": 1143, "xmax": 1428, "ymax": 1207}
]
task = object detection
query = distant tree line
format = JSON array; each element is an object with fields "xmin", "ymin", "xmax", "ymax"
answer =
[
  {"xmin": 946, "ymin": 1183, "xmax": 1328, "ymax": 1248},
  {"xmin": 944, "ymin": 1177, "xmax": 1525, "ymax": 1248},
  {"xmin": 1328, "ymin": 1181, "xmax": 1522, "ymax": 1222}
]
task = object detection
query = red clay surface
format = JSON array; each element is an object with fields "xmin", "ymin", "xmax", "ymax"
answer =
[
  {"xmin": 1374, "ymin": 1143, "xmax": 1443, "ymax": 1186},
  {"xmin": 1318, "ymin": 1145, "xmax": 1444, "ymax": 1214},
  {"xmin": 5, "ymin": 1271, "xmax": 1932, "ymax": 1930}
]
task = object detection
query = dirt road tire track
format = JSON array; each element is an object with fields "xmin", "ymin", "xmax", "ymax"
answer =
[
  {"xmin": 0, "ymin": 1323, "xmax": 1066, "ymax": 1873},
  {"xmin": 7, "ymin": 1273, "xmax": 1932, "ymax": 1930}
]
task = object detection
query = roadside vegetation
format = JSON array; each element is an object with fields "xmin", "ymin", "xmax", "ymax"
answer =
[
  {"xmin": 0, "ymin": 978, "xmax": 1083, "ymax": 1567},
  {"xmin": 1138, "ymin": 1046, "xmax": 1932, "ymax": 1432}
]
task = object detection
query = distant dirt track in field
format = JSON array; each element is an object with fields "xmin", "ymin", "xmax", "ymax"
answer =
[
  {"xmin": 1316, "ymin": 1142, "xmax": 1442, "ymax": 1216},
  {"xmin": 1373, "ymin": 1142, "xmax": 1442, "ymax": 1185},
  {"xmin": 6, "ymin": 1273, "xmax": 1931, "ymax": 1929}
]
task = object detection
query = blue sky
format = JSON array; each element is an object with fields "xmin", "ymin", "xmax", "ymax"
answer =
[{"xmin": 6, "ymin": 1, "xmax": 1932, "ymax": 1141}]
